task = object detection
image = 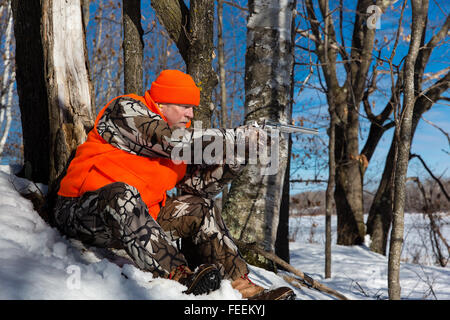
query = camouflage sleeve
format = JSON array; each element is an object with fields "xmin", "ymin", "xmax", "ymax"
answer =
[
  {"xmin": 97, "ymin": 96, "xmax": 257, "ymax": 198},
  {"xmin": 97, "ymin": 96, "xmax": 176, "ymax": 158},
  {"xmin": 175, "ymin": 163, "xmax": 245, "ymax": 199},
  {"xmin": 173, "ymin": 126, "xmax": 252, "ymax": 198},
  {"xmin": 96, "ymin": 96, "xmax": 245, "ymax": 162}
]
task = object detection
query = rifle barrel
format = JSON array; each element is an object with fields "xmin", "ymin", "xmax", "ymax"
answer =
[{"xmin": 263, "ymin": 120, "xmax": 319, "ymax": 135}]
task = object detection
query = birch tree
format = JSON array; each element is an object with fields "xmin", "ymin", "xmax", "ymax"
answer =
[
  {"xmin": 222, "ymin": 0, "xmax": 296, "ymax": 268},
  {"xmin": 0, "ymin": 1, "xmax": 14, "ymax": 156}
]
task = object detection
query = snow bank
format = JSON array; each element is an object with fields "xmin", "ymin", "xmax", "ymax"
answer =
[{"xmin": 0, "ymin": 165, "xmax": 449, "ymax": 300}]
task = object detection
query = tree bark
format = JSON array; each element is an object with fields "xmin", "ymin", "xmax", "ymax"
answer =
[
  {"xmin": 151, "ymin": 0, "xmax": 217, "ymax": 128},
  {"xmin": 150, "ymin": 0, "xmax": 190, "ymax": 63},
  {"xmin": 388, "ymin": 0, "xmax": 428, "ymax": 300},
  {"xmin": 41, "ymin": 0, "xmax": 95, "ymax": 185},
  {"xmin": 186, "ymin": 0, "xmax": 217, "ymax": 127},
  {"xmin": 0, "ymin": 2, "xmax": 14, "ymax": 157},
  {"xmin": 325, "ymin": 105, "xmax": 336, "ymax": 278},
  {"xmin": 11, "ymin": 0, "xmax": 50, "ymax": 184},
  {"xmin": 323, "ymin": 0, "xmax": 334, "ymax": 278},
  {"xmin": 217, "ymin": 0, "xmax": 227, "ymax": 130},
  {"xmin": 222, "ymin": 0, "xmax": 295, "ymax": 269},
  {"xmin": 366, "ymin": 141, "xmax": 396, "ymax": 255},
  {"xmin": 123, "ymin": 0, "xmax": 144, "ymax": 95},
  {"xmin": 217, "ymin": 0, "xmax": 229, "ymax": 209},
  {"xmin": 276, "ymin": 0, "xmax": 297, "ymax": 263}
]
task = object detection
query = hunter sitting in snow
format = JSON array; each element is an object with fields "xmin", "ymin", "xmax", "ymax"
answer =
[{"xmin": 54, "ymin": 69, "xmax": 294, "ymax": 300}]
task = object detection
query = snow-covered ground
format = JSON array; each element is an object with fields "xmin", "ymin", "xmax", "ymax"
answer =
[{"xmin": 0, "ymin": 165, "xmax": 448, "ymax": 300}]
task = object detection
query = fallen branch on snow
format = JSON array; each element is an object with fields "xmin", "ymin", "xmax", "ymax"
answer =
[{"xmin": 235, "ymin": 239, "xmax": 349, "ymax": 300}]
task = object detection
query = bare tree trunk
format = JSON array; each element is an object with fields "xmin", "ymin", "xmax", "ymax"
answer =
[
  {"xmin": 150, "ymin": 0, "xmax": 190, "ymax": 63},
  {"xmin": 11, "ymin": 0, "xmax": 50, "ymax": 183},
  {"xmin": 123, "ymin": 0, "xmax": 144, "ymax": 95},
  {"xmin": 276, "ymin": 0, "xmax": 298, "ymax": 264},
  {"xmin": 366, "ymin": 142, "xmax": 396, "ymax": 255},
  {"xmin": 0, "ymin": 2, "xmax": 14, "ymax": 156},
  {"xmin": 217, "ymin": 0, "xmax": 229, "ymax": 208},
  {"xmin": 217, "ymin": 0, "xmax": 227, "ymax": 130},
  {"xmin": 222, "ymin": 0, "xmax": 295, "ymax": 269},
  {"xmin": 41, "ymin": 0, "xmax": 95, "ymax": 185},
  {"xmin": 325, "ymin": 106, "xmax": 336, "ymax": 279},
  {"xmin": 322, "ymin": 0, "xmax": 334, "ymax": 279},
  {"xmin": 151, "ymin": 0, "xmax": 217, "ymax": 127},
  {"xmin": 388, "ymin": 0, "xmax": 428, "ymax": 300},
  {"xmin": 186, "ymin": 0, "xmax": 217, "ymax": 127}
]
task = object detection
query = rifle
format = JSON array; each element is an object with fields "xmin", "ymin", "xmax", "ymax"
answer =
[{"xmin": 249, "ymin": 120, "xmax": 319, "ymax": 135}]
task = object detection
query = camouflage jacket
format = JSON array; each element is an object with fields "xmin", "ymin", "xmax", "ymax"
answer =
[{"xmin": 96, "ymin": 96, "xmax": 248, "ymax": 199}]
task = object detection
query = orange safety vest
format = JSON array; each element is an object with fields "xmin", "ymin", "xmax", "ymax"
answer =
[{"xmin": 57, "ymin": 91, "xmax": 188, "ymax": 220}]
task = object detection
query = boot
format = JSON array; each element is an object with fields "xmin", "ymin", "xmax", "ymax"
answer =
[
  {"xmin": 169, "ymin": 264, "xmax": 221, "ymax": 295},
  {"xmin": 231, "ymin": 273, "xmax": 296, "ymax": 300},
  {"xmin": 231, "ymin": 274, "xmax": 265, "ymax": 298}
]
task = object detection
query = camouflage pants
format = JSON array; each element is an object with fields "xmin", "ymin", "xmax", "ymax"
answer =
[{"xmin": 54, "ymin": 182, "xmax": 248, "ymax": 280}]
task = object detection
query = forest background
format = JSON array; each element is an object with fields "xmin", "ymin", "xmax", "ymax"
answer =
[{"xmin": 0, "ymin": 0, "xmax": 448, "ymax": 300}]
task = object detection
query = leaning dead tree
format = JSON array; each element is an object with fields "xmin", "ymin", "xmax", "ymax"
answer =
[{"xmin": 235, "ymin": 239, "xmax": 349, "ymax": 300}]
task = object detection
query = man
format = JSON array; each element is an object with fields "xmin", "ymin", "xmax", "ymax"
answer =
[{"xmin": 54, "ymin": 70, "xmax": 294, "ymax": 300}]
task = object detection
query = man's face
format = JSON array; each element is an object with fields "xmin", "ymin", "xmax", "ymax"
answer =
[{"xmin": 159, "ymin": 103, "xmax": 195, "ymax": 128}]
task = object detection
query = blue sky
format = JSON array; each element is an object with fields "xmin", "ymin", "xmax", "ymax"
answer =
[
  {"xmin": 289, "ymin": 0, "xmax": 449, "ymax": 193},
  {"xmin": 0, "ymin": 0, "xmax": 448, "ymax": 194}
]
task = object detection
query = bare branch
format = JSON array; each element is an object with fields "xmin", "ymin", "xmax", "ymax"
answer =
[
  {"xmin": 410, "ymin": 153, "xmax": 450, "ymax": 201},
  {"xmin": 290, "ymin": 179, "xmax": 327, "ymax": 184},
  {"xmin": 421, "ymin": 116, "xmax": 450, "ymax": 148},
  {"xmin": 415, "ymin": 14, "xmax": 450, "ymax": 90},
  {"xmin": 416, "ymin": 69, "xmax": 450, "ymax": 105},
  {"xmin": 222, "ymin": 0, "xmax": 247, "ymax": 12},
  {"xmin": 423, "ymin": 66, "xmax": 450, "ymax": 82}
]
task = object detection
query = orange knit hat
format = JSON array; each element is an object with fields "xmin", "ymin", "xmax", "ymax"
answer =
[{"xmin": 149, "ymin": 70, "xmax": 200, "ymax": 106}]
